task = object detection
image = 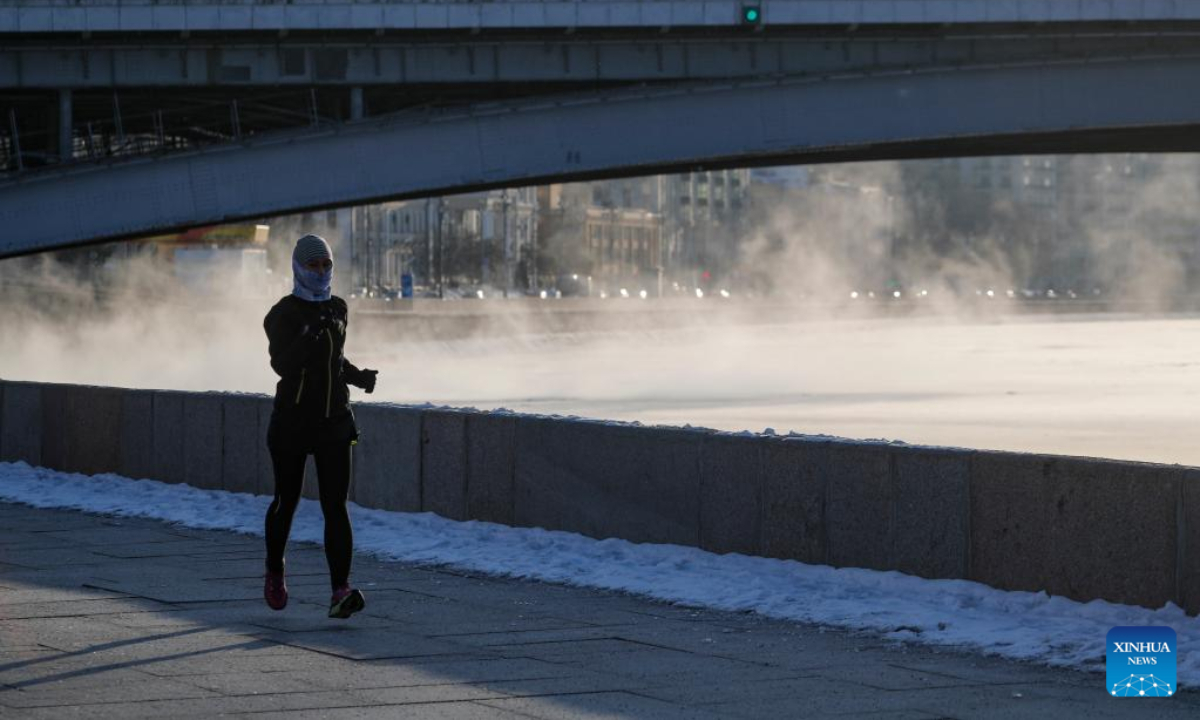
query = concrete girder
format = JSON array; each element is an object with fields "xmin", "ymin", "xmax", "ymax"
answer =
[
  {"xmin": 3, "ymin": 56, "xmax": 1200, "ymax": 257},
  {"xmin": 0, "ymin": 36, "xmax": 1191, "ymax": 89},
  {"xmin": 2, "ymin": 0, "xmax": 1200, "ymax": 34}
]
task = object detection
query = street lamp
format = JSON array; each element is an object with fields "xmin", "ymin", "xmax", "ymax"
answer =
[
  {"xmin": 436, "ymin": 198, "xmax": 446, "ymax": 299},
  {"xmin": 502, "ymin": 189, "xmax": 513, "ymax": 298}
]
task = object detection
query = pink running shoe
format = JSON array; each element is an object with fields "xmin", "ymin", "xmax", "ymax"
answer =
[
  {"xmin": 328, "ymin": 585, "xmax": 365, "ymax": 619},
  {"xmin": 264, "ymin": 569, "xmax": 288, "ymax": 611}
]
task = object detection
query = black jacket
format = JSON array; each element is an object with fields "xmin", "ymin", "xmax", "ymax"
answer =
[{"xmin": 264, "ymin": 295, "xmax": 368, "ymax": 445}]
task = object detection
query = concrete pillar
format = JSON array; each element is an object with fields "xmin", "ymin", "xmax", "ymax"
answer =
[
  {"xmin": 58, "ymin": 89, "xmax": 72, "ymax": 162},
  {"xmin": 350, "ymin": 86, "xmax": 364, "ymax": 121}
]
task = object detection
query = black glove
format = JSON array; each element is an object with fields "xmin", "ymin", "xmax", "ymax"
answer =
[{"xmin": 360, "ymin": 369, "xmax": 378, "ymax": 394}]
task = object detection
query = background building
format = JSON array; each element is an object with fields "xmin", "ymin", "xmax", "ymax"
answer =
[{"xmin": 261, "ymin": 153, "xmax": 1200, "ymax": 303}]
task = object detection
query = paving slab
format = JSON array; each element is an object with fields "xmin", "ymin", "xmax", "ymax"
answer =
[
  {"xmin": 478, "ymin": 691, "xmax": 732, "ymax": 720},
  {"xmin": 0, "ymin": 597, "xmax": 169, "ymax": 621},
  {"xmin": 695, "ymin": 678, "xmax": 949, "ymax": 718},
  {"xmin": 510, "ymin": 641, "xmax": 802, "ymax": 687},
  {"xmin": 241, "ymin": 703, "xmax": 532, "ymax": 720},
  {"xmin": 284, "ymin": 656, "xmax": 583, "ymax": 691},
  {"xmin": 880, "ymin": 681, "xmax": 1200, "ymax": 720},
  {"xmin": 0, "ymin": 500, "xmax": 1192, "ymax": 720},
  {"xmin": 1, "ymin": 671, "xmax": 219, "ymax": 709}
]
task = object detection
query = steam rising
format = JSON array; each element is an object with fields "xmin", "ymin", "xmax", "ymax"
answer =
[{"xmin": 4, "ymin": 155, "xmax": 1200, "ymax": 466}]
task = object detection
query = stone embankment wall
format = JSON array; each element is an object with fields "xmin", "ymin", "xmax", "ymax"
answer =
[{"xmin": 1, "ymin": 380, "xmax": 1196, "ymax": 614}]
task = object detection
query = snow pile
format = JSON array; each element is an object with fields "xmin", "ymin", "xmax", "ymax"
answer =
[{"xmin": 2, "ymin": 461, "xmax": 1197, "ymax": 682}]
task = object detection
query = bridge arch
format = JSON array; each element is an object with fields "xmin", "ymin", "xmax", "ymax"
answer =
[{"xmin": 4, "ymin": 55, "xmax": 1200, "ymax": 257}]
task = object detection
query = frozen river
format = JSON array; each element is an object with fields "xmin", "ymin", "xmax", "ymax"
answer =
[
  {"xmin": 362, "ymin": 312, "xmax": 1200, "ymax": 466},
  {"xmin": 7, "ymin": 303, "xmax": 1200, "ymax": 466}
]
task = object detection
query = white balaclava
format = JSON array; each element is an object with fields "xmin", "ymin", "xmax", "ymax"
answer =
[{"xmin": 291, "ymin": 234, "xmax": 333, "ymax": 302}]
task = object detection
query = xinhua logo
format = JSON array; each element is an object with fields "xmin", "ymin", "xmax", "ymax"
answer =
[{"xmin": 1107, "ymin": 626, "xmax": 1176, "ymax": 697}]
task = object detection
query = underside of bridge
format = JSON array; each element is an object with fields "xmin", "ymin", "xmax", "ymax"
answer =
[
  {"xmin": 4, "ymin": 11, "xmax": 1200, "ymax": 255},
  {"xmin": 4, "ymin": 50, "xmax": 1200, "ymax": 259},
  {"xmin": 4, "ymin": 21, "xmax": 1200, "ymax": 172}
]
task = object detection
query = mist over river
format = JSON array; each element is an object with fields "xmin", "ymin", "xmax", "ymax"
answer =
[
  {"xmin": 7, "ymin": 290, "xmax": 1188, "ymax": 465},
  {"xmin": 354, "ymin": 312, "xmax": 1200, "ymax": 466}
]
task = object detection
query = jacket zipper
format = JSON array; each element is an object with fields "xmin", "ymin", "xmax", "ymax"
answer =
[
  {"xmin": 324, "ymin": 328, "xmax": 333, "ymax": 418},
  {"xmin": 294, "ymin": 368, "xmax": 306, "ymax": 405}
]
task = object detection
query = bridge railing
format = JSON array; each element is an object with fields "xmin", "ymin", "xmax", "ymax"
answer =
[{"xmin": 1, "ymin": 88, "xmax": 352, "ymax": 174}]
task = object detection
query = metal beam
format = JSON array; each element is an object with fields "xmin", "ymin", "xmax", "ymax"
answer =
[
  {"xmin": 4, "ymin": 56, "xmax": 1200, "ymax": 257},
  {"xmin": 1, "ymin": 36, "xmax": 1196, "ymax": 89},
  {"xmin": 2, "ymin": 0, "xmax": 1199, "ymax": 34},
  {"xmin": 57, "ymin": 88, "xmax": 71, "ymax": 162}
]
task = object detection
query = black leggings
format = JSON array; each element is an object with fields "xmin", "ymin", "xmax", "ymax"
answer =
[{"xmin": 265, "ymin": 437, "xmax": 354, "ymax": 590}]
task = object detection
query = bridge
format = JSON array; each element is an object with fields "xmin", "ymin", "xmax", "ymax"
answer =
[{"xmin": 3, "ymin": 0, "xmax": 1200, "ymax": 256}]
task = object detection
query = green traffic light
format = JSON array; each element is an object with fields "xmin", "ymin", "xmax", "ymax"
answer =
[{"xmin": 743, "ymin": 7, "xmax": 761, "ymax": 23}]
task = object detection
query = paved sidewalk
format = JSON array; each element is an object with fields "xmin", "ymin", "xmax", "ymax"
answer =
[{"xmin": 0, "ymin": 501, "xmax": 1195, "ymax": 719}]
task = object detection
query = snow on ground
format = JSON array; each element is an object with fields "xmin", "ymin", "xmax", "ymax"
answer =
[{"xmin": 3, "ymin": 461, "xmax": 1198, "ymax": 683}]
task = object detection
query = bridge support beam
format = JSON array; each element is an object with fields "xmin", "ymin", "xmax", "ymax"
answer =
[
  {"xmin": 5, "ymin": 57, "xmax": 1200, "ymax": 257},
  {"xmin": 57, "ymin": 89, "xmax": 71, "ymax": 163}
]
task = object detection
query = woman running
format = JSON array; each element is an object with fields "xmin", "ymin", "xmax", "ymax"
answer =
[{"xmin": 262, "ymin": 234, "xmax": 378, "ymax": 619}]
